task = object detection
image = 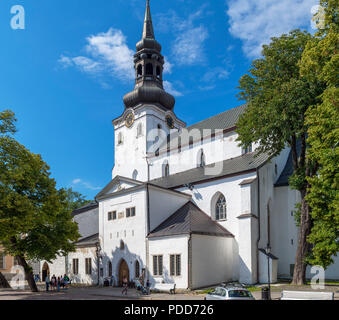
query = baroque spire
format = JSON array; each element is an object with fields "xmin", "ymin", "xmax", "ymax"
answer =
[
  {"xmin": 142, "ymin": 0, "xmax": 154, "ymax": 39},
  {"xmin": 123, "ymin": 0, "xmax": 175, "ymax": 111}
]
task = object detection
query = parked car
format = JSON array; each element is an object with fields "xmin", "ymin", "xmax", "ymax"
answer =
[{"xmin": 205, "ymin": 286, "xmax": 255, "ymax": 300}]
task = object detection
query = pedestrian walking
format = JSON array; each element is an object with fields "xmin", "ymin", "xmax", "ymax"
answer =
[
  {"xmin": 45, "ymin": 274, "xmax": 50, "ymax": 292},
  {"xmin": 146, "ymin": 279, "xmax": 150, "ymax": 295},
  {"xmin": 63, "ymin": 274, "xmax": 69, "ymax": 289},
  {"xmin": 57, "ymin": 277, "xmax": 61, "ymax": 292},
  {"xmin": 51, "ymin": 275, "xmax": 56, "ymax": 291},
  {"xmin": 121, "ymin": 276, "xmax": 128, "ymax": 295}
]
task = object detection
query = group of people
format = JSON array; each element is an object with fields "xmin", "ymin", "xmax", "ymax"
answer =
[{"xmin": 45, "ymin": 274, "xmax": 70, "ymax": 292}]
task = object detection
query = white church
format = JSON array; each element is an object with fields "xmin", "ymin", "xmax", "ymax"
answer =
[{"xmin": 40, "ymin": 1, "xmax": 339, "ymax": 289}]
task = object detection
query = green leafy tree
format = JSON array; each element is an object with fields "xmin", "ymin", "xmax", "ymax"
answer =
[
  {"xmin": 0, "ymin": 114, "xmax": 80, "ymax": 292},
  {"xmin": 236, "ymin": 30, "xmax": 325, "ymax": 284},
  {"xmin": 0, "ymin": 110, "xmax": 16, "ymax": 288},
  {"xmin": 300, "ymin": 0, "xmax": 339, "ymax": 268},
  {"xmin": 64, "ymin": 188, "xmax": 92, "ymax": 212},
  {"xmin": 0, "ymin": 110, "xmax": 16, "ymax": 135}
]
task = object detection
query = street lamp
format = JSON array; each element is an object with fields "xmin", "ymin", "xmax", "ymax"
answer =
[
  {"xmin": 265, "ymin": 243, "xmax": 271, "ymax": 300},
  {"xmin": 96, "ymin": 243, "xmax": 102, "ymax": 286}
]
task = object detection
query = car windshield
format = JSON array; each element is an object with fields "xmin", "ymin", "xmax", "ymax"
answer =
[{"xmin": 228, "ymin": 290, "xmax": 253, "ymax": 298}]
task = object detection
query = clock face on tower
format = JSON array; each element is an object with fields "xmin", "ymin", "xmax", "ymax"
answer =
[
  {"xmin": 125, "ymin": 113, "xmax": 135, "ymax": 128},
  {"xmin": 166, "ymin": 115, "xmax": 174, "ymax": 129}
]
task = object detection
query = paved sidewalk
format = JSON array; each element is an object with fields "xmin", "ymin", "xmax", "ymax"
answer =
[
  {"xmin": 1, "ymin": 284, "xmax": 338, "ymax": 300},
  {"xmin": 0, "ymin": 287, "xmax": 204, "ymax": 300}
]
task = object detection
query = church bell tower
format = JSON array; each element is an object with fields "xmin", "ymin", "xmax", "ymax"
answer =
[{"xmin": 112, "ymin": 0, "xmax": 185, "ymax": 181}]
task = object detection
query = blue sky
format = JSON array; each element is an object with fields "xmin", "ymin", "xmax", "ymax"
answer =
[{"xmin": 0, "ymin": 0, "xmax": 318, "ymax": 199}]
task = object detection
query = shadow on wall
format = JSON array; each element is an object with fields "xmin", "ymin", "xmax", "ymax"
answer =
[
  {"xmin": 100, "ymin": 243, "xmax": 174, "ymax": 287},
  {"xmin": 69, "ymin": 256, "xmax": 99, "ymax": 285}
]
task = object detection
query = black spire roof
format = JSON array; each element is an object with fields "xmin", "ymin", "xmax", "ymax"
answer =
[{"xmin": 123, "ymin": 0, "xmax": 175, "ymax": 111}]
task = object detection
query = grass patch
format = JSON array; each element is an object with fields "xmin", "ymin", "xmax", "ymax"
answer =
[{"xmin": 197, "ymin": 289, "xmax": 214, "ymax": 295}]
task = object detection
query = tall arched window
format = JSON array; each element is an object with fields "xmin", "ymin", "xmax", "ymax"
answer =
[
  {"xmin": 108, "ymin": 261, "xmax": 112, "ymax": 277},
  {"xmin": 146, "ymin": 63, "xmax": 153, "ymax": 75},
  {"xmin": 163, "ymin": 161, "xmax": 170, "ymax": 177},
  {"xmin": 135, "ymin": 260, "xmax": 140, "ymax": 278},
  {"xmin": 197, "ymin": 149, "xmax": 206, "ymax": 168},
  {"xmin": 215, "ymin": 195, "xmax": 227, "ymax": 221}
]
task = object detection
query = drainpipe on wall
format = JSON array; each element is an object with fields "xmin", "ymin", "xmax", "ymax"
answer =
[
  {"xmin": 145, "ymin": 183, "xmax": 151, "ymax": 283},
  {"xmin": 188, "ymin": 234, "xmax": 192, "ymax": 290},
  {"xmin": 256, "ymin": 167, "xmax": 261, "ymax": 284}
]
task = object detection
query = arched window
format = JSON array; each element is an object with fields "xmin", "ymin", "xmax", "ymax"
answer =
[
  {"xmin": 146, "ymin": 63, "xmax": 153, "ymax": 75},
  {"xmin": 215, "ymin": 194, "xmax": 227, "ymax": 221},
  {"xmin": 137, "ymin": 64, "xmax": 142, "ymax": 77},
  {"xmin": 108, "ymin": 261, "xmax": 112, "ymax": 277},
  {"xmin": 137, "ymin": 123, "xmax": 143, "ymax": 137},
  {"xmin": 197, "ymin": 149, "xmax": 206, "ymax": 168},
  {"xmin": 163, "ymin": 161, "xmax": 170, "ymax": 177},
  {"xmin": 132, "ymin": 170, "xmax": 138, "ymax": 180},
  {"xmin": 118, "ymin": 132, "xmax": 123, "ymax": 145},
  {"xmin": 135, "ymin": 261, "xmax": 140, "ymax": 278}
]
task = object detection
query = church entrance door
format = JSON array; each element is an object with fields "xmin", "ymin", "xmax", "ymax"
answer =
[
  {"xmin": 42, "ymin": 262, "xmax": 50, "ymax": 281},
  {"xmin": 118, "ymin": 259, "xmax": 129, "ymax": 287}
]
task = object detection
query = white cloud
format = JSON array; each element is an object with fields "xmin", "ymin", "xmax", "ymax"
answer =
[
  {"xmin": 202, "ymin": 67, "xmax": 230, "ymax": 83},
  {"xmin": 226, "ymin": 0, "xmax": 318, "ymax": 58},
  {"xmin": 59, "ymin": 28, "xmax": 134, "ymax": 81},
  {"xmin": 71, "ymin": 178, "xmax": 101, "ymax": 191},
  {"xmin": 173, "ymin": 26, "xmax": 209, "ymax": 65},
  {"xmin": 163, "ymin": 57, "xmax": 173, "ymax": 74},
  {"xmin": 163, "ymin": 81, "xmax": 183, "ymax": 97},
  {"xmin": 157, "ymin": 7, "xmax": 209, "ymax": 65}
]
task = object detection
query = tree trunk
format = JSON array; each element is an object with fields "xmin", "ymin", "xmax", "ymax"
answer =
[
  {"xmin": 16, "ymin": 255, "xmax": 38, "ymax": 292},
  {"xmin": 0, "ymin": 271, "xmax": 11, "ymax": 288},
  {"xmin": 292, "ymin": 189, "xmax": 312, "ymax": 285}
]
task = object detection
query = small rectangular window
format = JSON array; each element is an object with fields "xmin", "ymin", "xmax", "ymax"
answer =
[
  {"xmin": 108, "ymin": 211, "xmax": 117, "ymax": 221},
  {"xmin": 153, "ymin": 255, "xmax": 163, "ymax": 276},
  {"xmin": 85, "ymin": 258, "xmax": 92, "ymax": 275},
  {"xmin": 72, "ymin": 259, "xmax": 79, "ymax": 275},
  {"xmin": 170, "ymin": 254, "xmax": 181, "ymax": 276},
  {"xmin": 126, "ymin": 207, "xmax": 136, "ymax": 218}
]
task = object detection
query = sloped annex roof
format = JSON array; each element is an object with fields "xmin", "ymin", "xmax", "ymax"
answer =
[
  {"xmin": 151, "ymin": 151, "xmax": 271, "ymax": 189},
  {"xmin": 148, "ymin": 201, "xmax": 234, "ymax": 239},
  {"xmin": 76, "ymin": 233, "xmax": 99, "ymax": 247},
  {"xmin": 72, "ymin": 202, "xmax": 98, "ymax": 217}
]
